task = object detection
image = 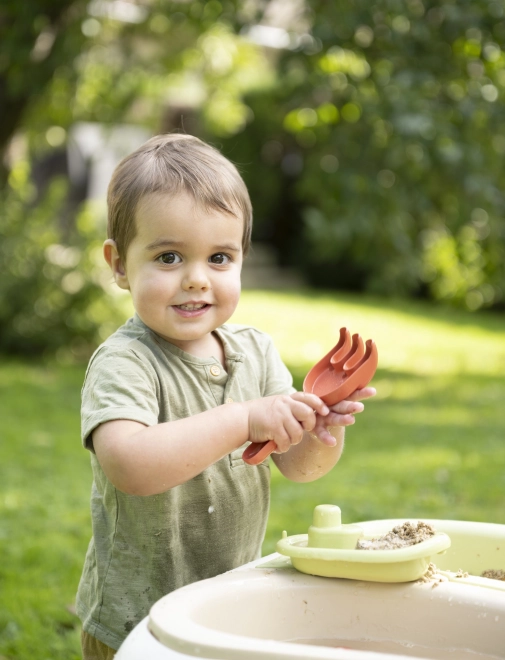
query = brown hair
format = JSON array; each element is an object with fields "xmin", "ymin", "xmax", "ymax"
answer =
[{"xmin": 106, "ymin": 133, "xmax": 252, "ymax": 260}]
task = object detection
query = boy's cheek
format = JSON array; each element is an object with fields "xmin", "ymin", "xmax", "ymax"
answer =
[
  {"xmin": 132, "ymin": 269, "xmax": 167, "ymax": 295},
  {"xmin": 222, "ymin": 274, "xmax": 241, "ymax": 303}
]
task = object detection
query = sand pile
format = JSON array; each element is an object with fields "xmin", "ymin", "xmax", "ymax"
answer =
[{"xmin": 356, "ymin": 521, "xmax": 436, "ymax": 551}]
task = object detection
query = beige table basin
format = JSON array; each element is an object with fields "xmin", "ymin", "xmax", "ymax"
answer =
[{"xmin": 116, "ymin": 519, "xmax": 505, "ymax": 660}]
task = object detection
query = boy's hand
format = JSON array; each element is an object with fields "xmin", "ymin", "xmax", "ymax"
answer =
[
  {"xmin": 243, "ymin": 393, "xmax": 329, "ymax": 454},
  {"xmin": 308, "ymin": 386, "xmax": 377, "ymax": 446}
]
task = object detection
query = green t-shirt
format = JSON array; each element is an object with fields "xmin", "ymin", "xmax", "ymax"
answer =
[{"xmin": 76, "ymin": 315, "xmax": 293, "ymax": 649}]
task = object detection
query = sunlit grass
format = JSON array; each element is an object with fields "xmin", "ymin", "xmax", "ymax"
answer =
[
  {"xmin": 0, "ymin": 362, "xmax": 86, "ymax": 659},
  {"xmin": 230, "ymin": 291, "xmax": 505, "ymax": 552},
  {"xmin": 1, "ymin": 290, "xmax": 505, "ymax": 657},
  {"xmin": 231, "ymin": 290, "xmax": 505, "ymax": 375}
]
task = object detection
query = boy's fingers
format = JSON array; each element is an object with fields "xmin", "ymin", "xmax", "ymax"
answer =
[
  {"xmin": 291, "ymin": 391, "xmax": 330, "ymax": 416},
  {"xmin": 311, "ymin": 410, "xmax": 357, "ymax": 443},
  {"xmin": 270, "ymin": 428, "xmax": 291, "ymax": 453},
  {"xmin": 329, "ymin": 401, "xmax": 364, "ymax": 415},
  {"xmin": 272, "ymin": 419, "xmax": 304, "ymax": 452},
  {"xmin": 289, "ymin": 400, "xmax": 317, "ymax": 432},
  {"xmin": 311, "ymin": 424, "xmax": 340, "ymax": 446},
  {"xmin": 284, "ymin": 418, "xmax": 306, "ymax": 445},
  {"xmin": 317, "ymin": 429, "xmax": 337, "ymax": 446},
  {"xmin": 346, "ymin": 387, "xmax": 376, "ymax": 402},
  {"xmin": 328, "ymin": 412, "xmax": 357, "ymax": 426}
]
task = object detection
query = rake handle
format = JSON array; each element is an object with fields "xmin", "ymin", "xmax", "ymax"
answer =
[{"xmin": 242, "ymin": 439, "xmax": 277, "ymax": 466}]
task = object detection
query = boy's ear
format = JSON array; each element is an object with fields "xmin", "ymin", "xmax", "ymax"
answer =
[{"xmin": 103, "ymin": 239, "xmax": 130, "ymax": 290}]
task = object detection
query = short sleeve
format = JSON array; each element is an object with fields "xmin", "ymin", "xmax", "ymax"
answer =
[
  {"xmin": 81, "ymin": 346, "xmax": 160, "ymax": 450},
  {"xmin": 262, "ymin": 337, "xmax": 295, "ymax": 397}
]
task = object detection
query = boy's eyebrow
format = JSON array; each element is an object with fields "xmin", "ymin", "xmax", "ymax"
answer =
[
  {"xmin": 145, "ymin": 238, "xmax": 241, "ymax": 252},
  {"xmin": 145, "ymin": 239, "xmax": 183, "ymax": 251}
]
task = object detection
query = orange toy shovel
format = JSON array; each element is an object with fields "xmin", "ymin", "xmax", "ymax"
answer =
[{"xmin": 242, "ymin": 327, "xmax": 378, "ymax": 466}]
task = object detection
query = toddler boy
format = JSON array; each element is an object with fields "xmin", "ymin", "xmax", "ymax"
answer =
[{"xmin": 77, "ymin": 133, "xmax": 374, "ymax": 658}]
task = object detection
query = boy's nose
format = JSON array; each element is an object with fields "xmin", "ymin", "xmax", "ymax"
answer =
[{"xmin": 182, "ymin": 264, "xmax": 210, "ymax": 291}]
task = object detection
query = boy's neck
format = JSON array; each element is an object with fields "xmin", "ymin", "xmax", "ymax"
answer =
[
  {"xmin": 134, "ymin": 315, "xmax": 227, "ymax": 368},
  {"xmin": 198, "ymin": 331, "xmax": 226, "ymax": 368},
  {"xmin": 169, "ymin": 331, "xmax": 227, "ymax": 369}
]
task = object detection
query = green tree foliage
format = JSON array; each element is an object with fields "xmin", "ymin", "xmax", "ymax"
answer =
[
  {"xmin": 0, "ymin": 0, "xmax": 88, "ymax": 183},
  {"xmin": 1, "ymin": 0, "xmax": 504, "ymax": 356},
  {"xmin": 0, "ymin": 161, "xmax": 128, "ymax": 357},
  {"xmin": 223, "ymin": 1, "xmax": 505, "ymax": 310},
  {"xmin": 0, "ymin": 0, "xmax": 272, "ymax": 356}
]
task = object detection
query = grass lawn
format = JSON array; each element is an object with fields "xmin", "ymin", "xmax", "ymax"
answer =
[{"xmin": 1, "ymin": 289, "xmax": 505, "ymax": 659}]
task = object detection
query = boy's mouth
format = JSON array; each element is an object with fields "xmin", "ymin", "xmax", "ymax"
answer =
[{"xmin": 175, "ymin": 303, "xmax": 209, "ymax": 311}]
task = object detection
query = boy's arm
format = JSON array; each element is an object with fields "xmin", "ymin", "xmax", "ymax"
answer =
[
  {"xmin": 271, "ymin": 388, "xmax": 376, "ymax": 482},
  {"xmin": 93, "ymin": 392, "xmax": 329, "ymax": 496},
  {"xmin": 271, "ymin": 428, "xmax": 345, "ymax": 482}
]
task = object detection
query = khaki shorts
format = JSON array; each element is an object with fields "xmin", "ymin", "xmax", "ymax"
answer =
[{"xmin": 81, "ymin": 630, "xmax": 116, "ymax": 660}]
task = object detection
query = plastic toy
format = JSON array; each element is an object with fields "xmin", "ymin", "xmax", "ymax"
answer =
[
  {"xmin": 276, "ymin": 504, "xmax": 451, "ymax": 583},
  {"xmin": 242, "ymin": 328, "xmax": 378, "ymax": 466}
]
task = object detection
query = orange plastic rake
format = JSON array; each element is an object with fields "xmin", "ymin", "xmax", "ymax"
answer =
[{"xmin": 242, "ymin": 328, "xmax": 378, "ymax": 466}]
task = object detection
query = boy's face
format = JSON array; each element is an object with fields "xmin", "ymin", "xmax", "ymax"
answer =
[{"xmin": 105, "ymin": 192, "xmax": 243, "ymax": 355}]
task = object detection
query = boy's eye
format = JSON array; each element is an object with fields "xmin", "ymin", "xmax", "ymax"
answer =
[
  {"xmin": 210, "ymin": 253, "xmax": 231, "ymax": 265},
  {"xmin": 158, "ymin": 252, "xmax": 181, "ymax": 265}
]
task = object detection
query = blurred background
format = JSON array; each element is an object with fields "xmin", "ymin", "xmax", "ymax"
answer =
[
  {"xmin": 2, "ymin": 2, "xmax": 505, "ymax": 658},
  {"xmin": 2, "ymin": 0, "xmax": 505, "ymax": 359}
]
